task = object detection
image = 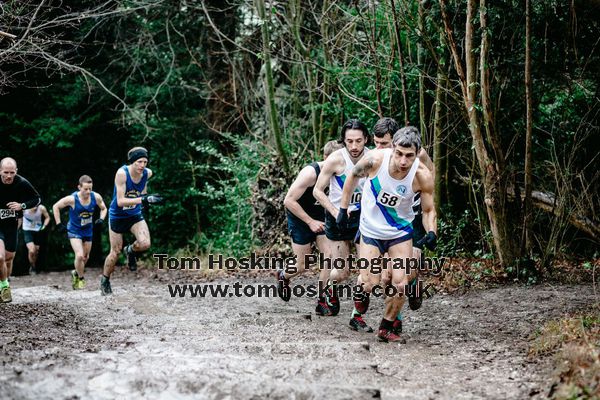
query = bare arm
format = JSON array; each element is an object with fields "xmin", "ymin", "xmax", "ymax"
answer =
[
  {"xmin": 417, "ymin": 169, "xmax": 437, "ymax": 235},
  {"xmin": 142, "ymin": 168, "xmax": 153, "ymax": 195},
  {"xmin": 40, "ymin": 205, "xmax": 51, "ymax": 229},
  {"xmin": 115, "ymin": 169, "xmax": 142, "ymax": 208},
  {"xmin": 52, "ymin": 196, "xmax": 74, "ymax": 225},
  {"xmin": 284, "ymin": 166, "xmax": 323, "ymax": 232},
  {"xmin": 95, "ymin": 193, "xmax": 108, "ymax": 220},
  {"xmin": 418, "ymin": 148, "xmax": 435, "ymax": 185},
  {"xmin": 339, "ymin": 154, "xmax": 377, "ymax": 210},
  {"xmin": 313, "ymin": 153, "xmax": 343, "ymax": 217}
]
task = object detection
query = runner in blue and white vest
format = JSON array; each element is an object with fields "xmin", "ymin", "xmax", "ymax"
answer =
[
  {"xmin": 312, "ymin": 119, "xmax": 371, "ymax": 316},
  {"xmin": 337, "ymin": 126, "xmax": 438, "ymax": 343},
  {"xmin": 372, "ymin": 123, "xmax": 436, "ymax": 335},
  {"xmin": 100, "ymin": 147, "xmax": 163, "ymax": 295},
  {"xmin": 53, "ymin": 175, "xmax": 107, "ymax": 290}
]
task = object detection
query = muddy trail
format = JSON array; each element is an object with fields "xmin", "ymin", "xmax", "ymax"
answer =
[{"xmin": 0, "ymin": 268, "xmax": 596, "ymax": 399}]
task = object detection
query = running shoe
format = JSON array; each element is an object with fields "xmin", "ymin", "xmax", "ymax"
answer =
[
  {"xmin": 276, "ymin": 270, "xmax": 291, "ymax": 302},
  {"xmin": 100, "ymin": 275, "xmax": 112, "ymax": 296},
  {"xmin": 77, "ymin": 278, "xmax": 86, "ymax": 290},
  {"xmin": 354, "ymin": 293, "xmax": 370, "ymax": 314},
  {"xmin": 315, "ymin": 300, "xmax": 333, "ymax": 316},
  {"xmin": 125, "ymin": 245, "xmax": 137, "ymax": 271},
  {"xmin": 325, "ymin": 281, "xmax": 340, "ymax": 316},
  {"xmin": 0, "ymin": 286, "xmax": 12, "ymax": 303},
  {"xmin": 71, "ymin": 270, "xmax": 80, "ymax": 290},
  {"xmin": 377, "ymin": 328, "xmax": 405, "ymax": 343},
  {"xmin": 392, "ymin": 319, "xmax": 403, "ymax": 334},
  {"xmin": 349, "ymin": 316, "xmax": 373, "ymax": 332}
]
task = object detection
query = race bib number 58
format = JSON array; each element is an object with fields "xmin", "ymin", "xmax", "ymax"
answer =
[{"xmin": 377, "ymin": 191, "xmax": 402, "ymax": 207}]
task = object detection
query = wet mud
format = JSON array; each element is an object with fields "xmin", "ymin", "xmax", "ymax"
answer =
[{"xmin": 0, "ymin": 269, "xmax": 595, "ymax": 399}]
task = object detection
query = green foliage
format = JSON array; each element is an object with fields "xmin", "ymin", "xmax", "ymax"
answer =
[
  {"xmin": 436, "ymin": 208, "xmax": 490, "ymax": 257},
  {"xmin": 194, "ymin": 137, "xmax": 262, "ymax": 257},
  {"xmin": 0, "ymin": 0, "xmax": 598, "ymax": 271}
]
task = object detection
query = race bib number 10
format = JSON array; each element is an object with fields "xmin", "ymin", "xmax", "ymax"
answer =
[
  {"xmin": 0, "ymin": 209, "xmax": 16, "ymax": 219},
  {"xmin": 350, "ymin": 191, "xmax": 362, "ymax": 205}
]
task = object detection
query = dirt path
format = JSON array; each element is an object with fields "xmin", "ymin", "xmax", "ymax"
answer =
[{"xmin": 0, "ymin": 268, "xmax": 596, "ymax": 399}]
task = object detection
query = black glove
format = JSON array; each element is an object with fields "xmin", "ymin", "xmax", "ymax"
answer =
[
  {"xmin": 57, "ymin": 222, "xmax": 67, "ymax": 233},
  {"xmin": 416, "ymin": 231, "xmax": 437, "ymax": 251},
  {"xmin": 336, "ymin": 207, "xmax": 349, "ymax": 229},
  {"xmin": 142, "ymin": 193, "xmax": 164, "ymax": 208},
  {"xmin": 94, "ymin": 218, "xmax": 104, "ymax": 227}
]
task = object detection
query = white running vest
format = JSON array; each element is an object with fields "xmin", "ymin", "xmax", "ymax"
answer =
[
  {"xmin": 328, "ymin": 148, "xmax": 369, "ymax": 212},
  {"xmin": 360, "ymin": 149, "xmax": 420, "ymax": 240},
  {"xmin": 23, "ymin": 207, "xmax": 43, "ymax": 231}
]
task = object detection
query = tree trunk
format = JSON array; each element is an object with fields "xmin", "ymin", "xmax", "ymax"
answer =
[
  {"xmin": 289, "ymin": 0, "xmax": 319, "ymax": 155},
  {"xmin": 369, "ymin": 1, "xmax": 383, "ymax": 117},
  {"xmin": 433, "ymin": 33, "xmax": 445, "ymax": 216},
  {"xmin": 389, "ymin": 0, "xmax": 410, "ymax": 125},
  {"xmin": 418, "ymin": 1, "xmax": 426, "ymax": 134},
  {"xmin": 440, "ymin": 0, "xmax": 518, "ymax": 267},
  {"xmin": 255, "ymin": 0, "xmax": 290, "ymax": 175},
  {"xmin": 522, "ymin": 0, "xmax": 534, "ymax": 255}
]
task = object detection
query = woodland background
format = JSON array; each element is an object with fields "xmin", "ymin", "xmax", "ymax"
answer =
[{"xmin": 0, "ymin": 0, "xmax": 598, "ymax": 277}]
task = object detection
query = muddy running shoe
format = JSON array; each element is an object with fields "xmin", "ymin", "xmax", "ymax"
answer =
[
  {"xmin": 408, "ymin": 278, "xmax": 422, "ymax": 311},
  {"xmin": 315, "ymin": 300, "xmax": 333, "ymax": 316},
  {"xmin": 0, "ymin": 286, "xmax": 12, "ymax": 303},
  {"xmin": 276, "ymin": 270, "xmax": 291, "ymax": 302},
  {"xmin": 354, "ymin": 293, "xmax": 370, "ymax": 314},
  {"xmin": 325, "ymin": 281, "xmax": 340, "ymax": 316},
  {"xmin": 377, "ymin": 328, "xmax": 405, "ymax": 343},
  {"xmin": 77, "ymin": 278, "xmax": 86, "ymax": 290},
  {"xmin": 392, "ymin": 319, "xmax": 403, "ymax": 334},
  {"xmin": 349, "ymin": 316, "xmax": 373, "ymax": 333},
  {"xmin": 71, "ymin": 270, "xmax": 81, "ymax": 290},
  {"xmin": 125, "ymin": 244, "xmax": 137, "ymax": 271},
  {"xmin": 100, "ymin": 275, "xmax": 112, "ymax": 296}
]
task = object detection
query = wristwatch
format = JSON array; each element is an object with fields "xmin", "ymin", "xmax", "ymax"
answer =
[{"xmin": 20, "ymin": 203, "xmax": 26, "ymax": 210}]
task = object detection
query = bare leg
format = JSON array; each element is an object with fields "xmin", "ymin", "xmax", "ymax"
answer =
[
  {"xmin": 103, "ymin": 229, "xmax": 123, "ymax": 277},
  {"xmin": 5, "ymin": 251, "xmax": 15, "ymax": 278},
  {"xmin": 70, "ymin": 238, "xmax": 92, "ymax": 277},
  {"xmin": 0, "ymin": 240, "xmax": 6, "ymax": 281},
  {"xmin": 384, "ymin": 240, "xmax": 415, "ymax": 320},
  {"xmin": 328, "ymin": 240, "xmax": 352, "ymax": 283},
  {"xmin": 348, "ymin": 241, "xmax": 382, "ymax": 332},
  {"xmin": 129, "ymin": 220, "xmax": 151, "ymax": 252},
  {"xmin": 26, "ymin": 242, "xmax": 39, "ymax": 268},
  {"xmin": 375, "ymin": 239, "xmax": 414, "ymax": 342},
  {"xmin": 284, "ymin": 242, "xmax": 312, "ymax": 280}
]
